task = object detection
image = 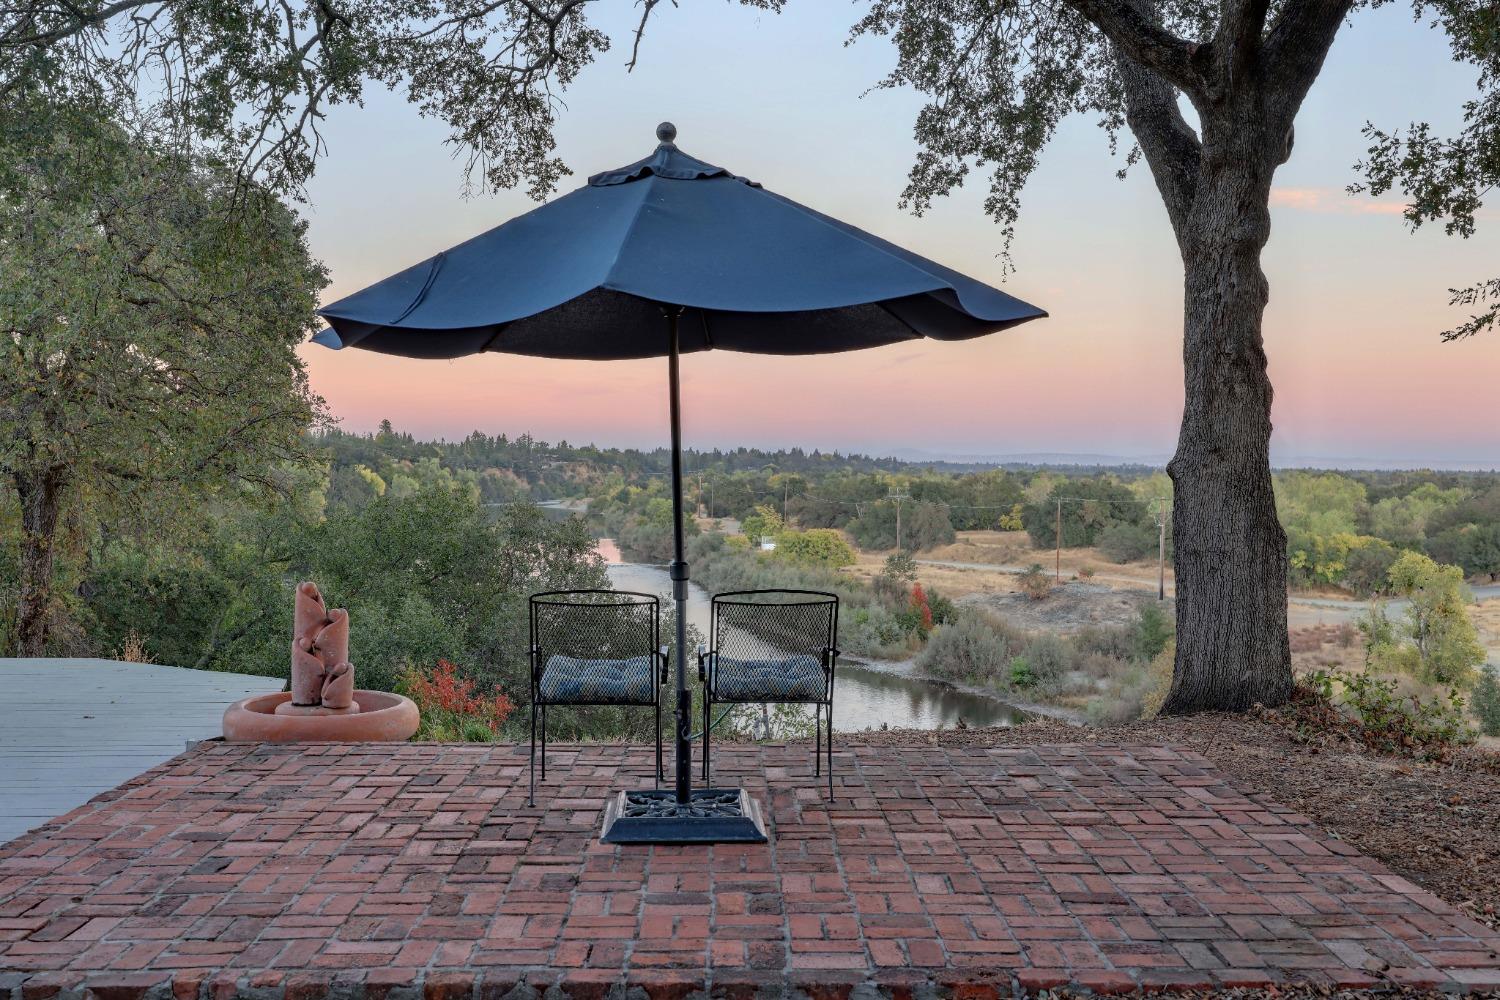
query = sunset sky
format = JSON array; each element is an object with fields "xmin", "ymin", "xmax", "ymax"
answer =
[{"xmin": 299, "ymin": 3, "xmax": 1499, "ymax": 468}]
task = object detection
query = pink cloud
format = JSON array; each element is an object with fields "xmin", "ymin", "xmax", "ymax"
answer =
[{"xmin": 1270, "ymin": 187, "xmax": 1408, "ymax": 216}]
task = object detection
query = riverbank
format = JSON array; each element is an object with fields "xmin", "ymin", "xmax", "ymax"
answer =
[{"xmin": 843, "ymin": 652, "xmax": 1087, "ymax": 725}]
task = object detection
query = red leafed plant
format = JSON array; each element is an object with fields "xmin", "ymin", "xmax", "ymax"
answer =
[
  {"xmin": 400, "ymin": 659, "xmax": 515, "ymax": 740},
  {"xmin": 910, "ymin": 583, "xmax": 933, "ymax": 632}
]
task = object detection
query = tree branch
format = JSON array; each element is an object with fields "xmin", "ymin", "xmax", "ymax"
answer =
[
  {"xmin": 1106, "ymin": 0, "xmax": 1202, "ymax": 244},
  {"xmin": 1215, "ymin": 0, "xmax": 1270, "ymax": 82},
  {"xmin": 1262, "ymin": 0, "xmax": 1355, "ymax": 133},
  {"xmin": 1062, "ymin": 0, "xmax": 1207, "ymax": 99}
]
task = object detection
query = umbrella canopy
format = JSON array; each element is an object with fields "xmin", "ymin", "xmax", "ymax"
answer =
[
  {"xmin": 314, "ymin": 123, "xmax": 1046, "ymax": 829},
  {"xmin": 316, "ymin": 124, "xmax": 1045, "ymax": 358}
]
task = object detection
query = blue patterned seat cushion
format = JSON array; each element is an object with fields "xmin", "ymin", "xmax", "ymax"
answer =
[
  {"xmin": 540, "ymin": 654, "xmax": 655, "ymax": 704},
  {"xmin": 712, "ymin": 654, "xmax": 825, "ymax": 702}
]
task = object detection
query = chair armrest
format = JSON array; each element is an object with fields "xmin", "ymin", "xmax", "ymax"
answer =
[
  {"xmin": 697, "ymin": 644, "xmax": 709, "ymax": 682},
  {"xmin": 658, "ymin": 645, "xmax": 670, "ymax": 684},
  {"xmin": 530, "ymin": 645, "xmax": 541, "ymax": 680}
]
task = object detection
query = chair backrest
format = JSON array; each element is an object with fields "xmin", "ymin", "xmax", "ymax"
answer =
[
  {"xmin": 710, "ymin": 590, "xmax": 838, "ymax": 669},
  {"xmin": 530, "ymin": 590, "xmax": 660, "ymax": 675}
]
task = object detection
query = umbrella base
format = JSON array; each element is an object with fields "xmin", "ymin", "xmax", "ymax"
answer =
[{"xmin": 600, "ymin": 788, "xmax": 767, "ymax": 844}]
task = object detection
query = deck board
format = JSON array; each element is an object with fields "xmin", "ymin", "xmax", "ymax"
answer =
[{"xmin": 0, "ymin": 657, "xmax": 278, "ymax": 843}]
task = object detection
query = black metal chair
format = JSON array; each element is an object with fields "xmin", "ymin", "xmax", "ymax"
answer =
[
  {"xmin": 697, "ymin": 589, "xmax": 839, "ymax": 798},
  {"xmin": 529, "ymin": 590, "xmax": 667, "ymax": 805}
]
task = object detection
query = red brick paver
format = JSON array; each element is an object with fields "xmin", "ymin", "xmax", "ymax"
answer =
[{"xmin": 1, "ymin": 741, "xmax": 1497, "ymax": 998}]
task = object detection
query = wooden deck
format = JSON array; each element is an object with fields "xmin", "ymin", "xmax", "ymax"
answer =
[{"xmin": 0, "ymin": 657, "xmax": 278, "ymax": 844}]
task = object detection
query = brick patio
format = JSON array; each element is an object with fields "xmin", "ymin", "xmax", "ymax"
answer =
[{"xmin": 2, "ymin": 740, "xmax": 1499, "ymax": 999}]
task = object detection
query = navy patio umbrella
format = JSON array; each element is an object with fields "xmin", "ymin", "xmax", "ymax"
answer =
[{"xmin": 316, "ymin": 123, "xmax": 1046, "ymax": 839}]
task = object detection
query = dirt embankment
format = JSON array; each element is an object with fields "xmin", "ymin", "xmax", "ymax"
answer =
[{"xmin": 960, "ymin": 580, "xmax": 1167, "ymax": 632}]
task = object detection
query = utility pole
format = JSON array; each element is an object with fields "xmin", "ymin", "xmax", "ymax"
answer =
[
  {"xmin": 1055, "ymin": 499, "xmax": 1062, "ymax": 582},
  {"xmin": 888, "ymin": 488, "xmax": 911, "ymax": 551},
  {"xmin": 1155, "ymin": 496, "xmax": 1168, "ymax": 601},
  {"xmin": 783, "ymin": 480, "xmax": 789, "ymax": 525}
]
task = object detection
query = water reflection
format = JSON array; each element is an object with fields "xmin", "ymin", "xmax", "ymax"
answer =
[{"xmin": 605, "ymin": 560, "xmax": 1024, "ymax": 732}]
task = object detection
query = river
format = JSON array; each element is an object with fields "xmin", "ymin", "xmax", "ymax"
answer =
[{"xmin": 604, "ymin": 560, "xmax": 1027, "ymax": 732}]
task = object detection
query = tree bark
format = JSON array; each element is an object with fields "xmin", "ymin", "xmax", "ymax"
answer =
[
  {"xmin": 13, "ymin": 466, "xmax": 66, "ymax": 657},
  {"xmin": 1160, "ymin": 118, "xmax": 1292, "ymax": 713}
]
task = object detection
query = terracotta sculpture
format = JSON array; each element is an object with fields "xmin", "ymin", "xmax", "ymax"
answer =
[{"xmin": 276, "ymin": 581, "xmax": 359, "ymax": 716}]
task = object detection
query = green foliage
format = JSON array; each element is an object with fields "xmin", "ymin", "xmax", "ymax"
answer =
[
  {"xmin": 1369, "ymin": 484, "xmax": 1465, "ymax": 546},
  {"xmin": 1427, "ymin": 523, "xmax": 1500, "ymax": 580},
  {"xmin": 741, "ymin": 504, "xmax": 784, "ymax": 546},
  {"xmin": 1015, "ymin": 634, "xmax": 1070, "ymax": 692},
  {"xmin": 848, "ymin": 499, "xmax": 954, "ymax": 551},
  {"xmin": 1384, "ymin": 551, "xmax": 1486, "ymax": 687},
  {"xmin": 1292, "ymin": 670, "xmax": 1473, "ymax": 761},
  {"xmin": 916, "ymin": 611, "xmax": 1025, "ymax": 686},
  {"xmin": 775, "ymin": 529, "xmax": 857, "ymax": 568},
  {"xmin": 1130, "ymin": 603, "xmax": 1174, "ymax": 662},
  {"xmin": 301, "ymin": 487, "xmax": 606, "ymax": 693},
  {"xmin": 1342, "ymin": 536, "xmax": 1399, "ymax": 598},
  {"xmin": 873, "ymin": 551, "xmax": 919, "ymax": 605},
  {"xmin": 0, "ymin": 97, "xmax": 326, "ymax": 653},
  {"xmin": 1472, "ymin": 667, "xmax": 1500, "ymax": 737},
  {"xmin": 1098, "ymin": 521, "xmax": 1158, "ymax": 564},
  {"xmin": 1023, "ymin": 480, "xmax": 1144, "ymax": 549},
  {"xmin": 1275, "ymin": 472, "xmax": 1367, "ymax": 538}
]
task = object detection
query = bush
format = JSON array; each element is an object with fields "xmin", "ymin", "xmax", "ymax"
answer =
[
  {"xmin": 916, "ymin": 611, "xmax": 1025, "ymax": 686},
  {"xmin": 1283, "ymin": 669, "xmax": 1473, "ymax": 760},
  {"xmin": 1130, "ymin": 603, "xmax": 1174, "ymax": 662},
  {"xmin": 1017, "ymin": 563, "xmax": 1052, "ymax": 600},
  {"xmin": 1098, "ymin": 521, "xmax": 1157, "ymax": 563},
  {"xmin": 776, "ymin": 528, "xmax": 856, "ymax": 567},
  {"xmin": 1015, "ymin": 634, "xmax": 1070, "ymax": 692},
  {"xmin": 399, "ymin": 659, "xmax": 516, "ymax": 741},
  {"xmin": 1473, "ymin": 667, "xmax": 1500, "ymax": 737},
  {"xmin": 1343, "ymin": 537, "xmax": 1399, "ymax": 597}
]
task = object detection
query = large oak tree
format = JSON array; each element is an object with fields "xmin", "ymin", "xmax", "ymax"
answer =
[{"xmin": 850, "ymin": 0, "xmax": 1492, "ymax": 711}]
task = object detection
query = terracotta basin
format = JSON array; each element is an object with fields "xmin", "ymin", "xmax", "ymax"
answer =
[{"xmin": 223, "ymin": 690, "xmax": 420, "ymax": 742}]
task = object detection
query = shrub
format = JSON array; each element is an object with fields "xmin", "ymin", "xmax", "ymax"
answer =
[
  {"xmin": 1017, "ymin": 563, "xmax": 1052, "ymax": 600},
  {"xmin": 910, "ymin": 584, "xmax": 934, "ymax": 632},
  {"xmin": 874, "ymin": 551, "xmax": 919, "ymax": 605},
  {"xmin": 776, "ymin": 528, "xmax": 856, "ymax": 567},
  {"xmin": 1016, "ymin": 634, "xmax": 1070, "ymax": 692},
  {"xmin": 1473, "ymin": 667, "xmax": 1500, "ymax": 737},
  {"xmin": 927, "ymin": 590, "xmax": 958, "ymax": 626},
  {"xmin": 1284, "ymin": 669, "xmax": 1473, "ymax": 761},
  {"xmin": 1130, "ymin": 603, "xmax": 1174, "ymax": 662},
  {"xmin": 916, "ymin": 611, "xmax": 1025, "ymax": 686},
  {"xmin": 1343, "ymin": 536, "xmax": 1398, "ymax": 597},
  {"xmin": 399, "ymin": 659, "xmax": 516, "ymax": 741}
]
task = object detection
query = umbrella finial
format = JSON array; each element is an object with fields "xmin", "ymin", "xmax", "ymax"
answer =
[{"xmin": 656, "ymin": 121, "xmax": 677, "ymax": 146}]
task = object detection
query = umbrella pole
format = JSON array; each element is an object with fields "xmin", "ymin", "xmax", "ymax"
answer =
[{"xmin": 665, "ymin": 306, "xmax": 692, "ymax": 804}]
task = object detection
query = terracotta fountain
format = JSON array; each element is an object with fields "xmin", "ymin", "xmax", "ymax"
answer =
[{"xmin": 222, "ymin": 582, "xmax": 419, "ymax": 742}]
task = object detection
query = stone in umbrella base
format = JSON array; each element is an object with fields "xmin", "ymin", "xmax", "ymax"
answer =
[{"xmin": 600, "ymin": 788, "xmax": 767, "ymax": 844}]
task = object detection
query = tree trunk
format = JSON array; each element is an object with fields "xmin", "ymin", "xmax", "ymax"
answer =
[
  {"xmin": 1160, "ymin": 133, "xmax": 1293, "ymax": 713},
  {"xmin": 13, "ymin": 466, "xmax": 66, "ymax": 657}
]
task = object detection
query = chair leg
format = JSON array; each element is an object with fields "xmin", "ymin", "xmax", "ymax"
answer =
[
  {"xmin": 826, "ymin": 700, "xmax": 834, "ymax": 801},
  {"xmin": 814, "ymin": 704, "xmax": 822, "ymax": 777},
  {"xmin": 702, "ymin": 696, "xmax": 710, "ymax": 785},
  {"xmin": 540, "ymin": 705, "xmax": 547, "ymax": 782},
  {"xmin": 655, "ymin": 702, "xmax": 662, "ymax": 787},
  {"xmin": 528, "ymin": 702, "xmax": 536, "ymax": 807}
]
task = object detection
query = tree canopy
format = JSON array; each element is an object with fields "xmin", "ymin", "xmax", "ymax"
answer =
[{"xmin": 0, "ymin": 96, "xmax": 327, "ymax": 652}]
